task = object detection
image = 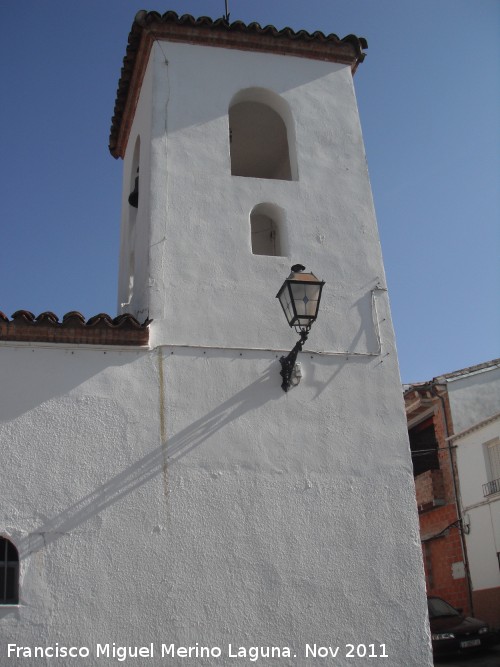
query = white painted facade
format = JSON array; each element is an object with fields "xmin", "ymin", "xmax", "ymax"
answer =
[
  {"xmin": 118, "ymin": 42, "xmax": 390, "ymax": 357},
  {"xmin": 453, "ymin": 415, "xmax": 500, "ymax": 594},
  {"xmin": 445, "ymin": 363, "xmax": 500, "ymax": 433},
  {"xmin": 1, "ymin": 28, "xmax": 432, "ymax": 666}
]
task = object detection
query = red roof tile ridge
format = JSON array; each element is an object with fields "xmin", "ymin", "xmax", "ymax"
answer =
[
  {"xmin": 404, "ymin": 357, "xmax": 500, "ymax": 388},
  {"xmin": 437, "ymin": 358, "xmax": 500, "ymax": 381},
  {"xmin": 36, "ymin": 311, "xmax": 60, "ymax": 325},
  {"xmin": 133, "ymin": 10, "xmax": 368, "ymax": 47},
  {"xmin": 11, "ymin": 310, "xmax": 36, "ymax": 323},
  {"xmin": 0, "ymin": 311, "xmax": 150, "ymax": 346},
  {"xmin": 63, "ymin": 311, "xmax": 87, "ymax": 326}
]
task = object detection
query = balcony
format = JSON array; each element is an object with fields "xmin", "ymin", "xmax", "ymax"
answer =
[{"xmin": 483, "ymin": 478, "xmax": 500, "ymax": 497}]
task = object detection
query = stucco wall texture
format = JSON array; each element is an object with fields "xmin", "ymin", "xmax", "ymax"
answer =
[
  {"xmin": 1, "ymin": 37, "xmax": 431, "ymax": 666},
  {"xmin": 1, "ymin": 343, "xmax": 431, "ymax": 665},
  {"xmin": 447, "ymin": 365, "xmax": 500, "ymax": 433},
  {"xmin": 119, "ymin": 43, "xmax": 391, "ymax": 355}
]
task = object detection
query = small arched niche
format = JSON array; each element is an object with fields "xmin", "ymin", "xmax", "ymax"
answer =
[
  {"xmin": 250, "ymin": 203, "xmax": 286, "ymax": 257},
  {"xmin": 229, "ymin": 88, "xmax": 297, "ymax": 181}
]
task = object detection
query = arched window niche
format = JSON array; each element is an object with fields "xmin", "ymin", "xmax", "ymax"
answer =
[
  {"xmin": 229, "ymin": 88, "xmax": 298, "ymax": 181},
  {"xmin": 0, "ymin": 536, "xmax": 19, "ymax": 605},
  {"xmin": 250, "ymin": 203, "xmax": 287, "ymax": 257}
]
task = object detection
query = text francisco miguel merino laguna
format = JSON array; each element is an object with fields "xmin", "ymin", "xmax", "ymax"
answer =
[{"xmin": 7, "ymin": 642, "xmax": 389, "ymax": 661}]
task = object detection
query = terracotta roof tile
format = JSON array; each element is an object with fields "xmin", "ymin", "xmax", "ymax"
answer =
[
  {"xmin": 110, "ymin": 10, "xmax": 367, "ymax": 158},
  {"xmin": 0, "ymin": 311, "xmax": 150, "ymax": 346},
  {"xmin": 62, "ymin": 311, "xmax": 87, "ymax": 326}
]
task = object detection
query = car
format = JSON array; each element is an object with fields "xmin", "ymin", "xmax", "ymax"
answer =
[{"xmin": 428, "ymin": 596, "xmax": 495, "ymax": 657}]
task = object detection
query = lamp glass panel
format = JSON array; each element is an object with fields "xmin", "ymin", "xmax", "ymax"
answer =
[
  {"xmin": 290, "ymin": 283, "xmax": 306, "ymax": 301},
  {"xmin": 278, "ymin": 286, "xmax": 295, "ymax": 326},
  {"xmin": 305, "ymin": 283, "xmax": 321, "ymax": 302},
  {"xmin": 305, "ymin": 285, "xmax": 320, "ymax": 316},
  {"xmin": 290, "ymin": 282, "xmax": 321, "ymax": 319},
  {"xmin": 291, "ymin": 282, "xmax": 307, "ymax": 319}
]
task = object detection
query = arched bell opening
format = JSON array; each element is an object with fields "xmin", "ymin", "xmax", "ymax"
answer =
[{"xmin": 229, "ymin": 88, "xmax": 297, "ymax": 181}]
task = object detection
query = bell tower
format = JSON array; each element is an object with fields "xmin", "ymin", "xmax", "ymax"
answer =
[
  {"xmin": 108, "ymin": 11, "xmax": 432, "ymax": 664},
  {"xmin": 110, "ymin": 11, "xmax": 375, "ymax": 353}
]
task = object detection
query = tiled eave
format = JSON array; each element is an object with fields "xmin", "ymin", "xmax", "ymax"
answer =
[
  {"xmin": 109, "ymin": 10, "xmax": 368, "ymax": 159},
  {"xmin": 0, "ymin": 311, "xmax": 150, "ymax": 347},
  {"xmin": 436, "ymin": 357, "xmax": 500, "ymax": 383}
]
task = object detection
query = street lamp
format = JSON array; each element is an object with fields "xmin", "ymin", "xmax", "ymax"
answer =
[{"xmin": 276, "ymin": 264, "xmax": 325, "ymax": 392}]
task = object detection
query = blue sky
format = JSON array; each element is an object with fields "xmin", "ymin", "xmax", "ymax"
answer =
[{"xmin": 0, "ymin": 1, "xmax": 498, "ymax": 383}]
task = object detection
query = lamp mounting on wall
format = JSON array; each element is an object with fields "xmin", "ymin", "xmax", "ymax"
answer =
[{"xmin": 276, "ymin": 265, "xmax": 325, "ymax": 392}]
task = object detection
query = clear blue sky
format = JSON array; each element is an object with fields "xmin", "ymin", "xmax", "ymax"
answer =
[{"xmin": 0, "ymin": 1, "xmax": 498, "ymax": 383}]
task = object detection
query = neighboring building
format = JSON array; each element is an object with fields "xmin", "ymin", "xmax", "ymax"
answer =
[
  {"xmin": 405, "ymin": 359, "xmax": 500, "ymax": 627},
  {"xmin": 446, "ymin": 359, "xmax": 500, "ymax": 628},
  {"xmin": 451, "ymin": 412, "xmax": 500, "ymax": 627},
  {"xmin": 405, "ymin": 382, "xmax": 471, "ymax": 613},
  {"xmin": 444, "ymin": 360, "xmax": 500, "ymax": 434},
  {"xmin": 0, "ymin": 11, "xmax": 432, "ymax": 665}
]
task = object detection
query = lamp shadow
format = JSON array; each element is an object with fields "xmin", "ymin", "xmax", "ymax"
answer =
[
  {"xmin": 311, "ymin": 292, "xmax": 378, "ymax": 398},
  {"xmin": 17, "ymin": 364, "xmax": 278, "ymax": 559}
]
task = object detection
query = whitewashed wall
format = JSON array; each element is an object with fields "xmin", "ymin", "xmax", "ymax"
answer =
[
  {"xmin": 447, "ymin": 365, "xmax": 500, "ymax": 433},
  {"xmin": 119, "ymin": 42, "xmax": 391, "ymax": 356},
  {"xmin": 455, "ymin": 416, "xmax": 500, "ymax": 592},
  {"xmin": 1, "ymin": 37, "xmax": 432, "ymax": 667},
  {"xmin": 1, "ymin": 341, "xmax": 431, "ymax": 665}
]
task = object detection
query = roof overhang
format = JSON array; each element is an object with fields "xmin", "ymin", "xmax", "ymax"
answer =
[
  {"xmin": 404, "ymin": 386, "xmax": 439, "ymax": 429},
  {"xmin": 109, "ymin": 10, "xmax": 368, "ymax": 159}
]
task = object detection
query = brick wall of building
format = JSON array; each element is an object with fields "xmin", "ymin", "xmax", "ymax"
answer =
[
  {"xmin": 415, "ymin": 469, "xmax": 445, "ymax": 509},
  {"xmin": 407, "ymin": 385, "xmax": 472, "ymax": 615},
  {"xmin": 420, "ymin": 504, "xmax": 470, "ymax": 614}
]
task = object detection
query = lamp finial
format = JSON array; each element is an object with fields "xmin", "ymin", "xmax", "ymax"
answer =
[{"xmin": 291, "ymin": 264, "xmax": 305, "ymax": 272}]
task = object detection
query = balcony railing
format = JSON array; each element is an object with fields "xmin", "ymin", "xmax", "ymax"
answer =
[{"xmin": 483, "ymin": 478, "xmax": 500, "ymax": 497}]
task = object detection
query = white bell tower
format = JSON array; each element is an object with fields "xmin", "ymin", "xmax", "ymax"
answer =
[
  {"xmin": 108, "ymin": 11, "xmax": 432, "ymax": 664},
  {"xmin": 111, "ymin": 11, "xmax": 377, "ymax": 355}
]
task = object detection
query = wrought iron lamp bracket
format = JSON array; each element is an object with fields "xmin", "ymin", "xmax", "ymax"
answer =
[{"xmin": 279, "ymin": 328, "xmax": 309, "ymax": 392}]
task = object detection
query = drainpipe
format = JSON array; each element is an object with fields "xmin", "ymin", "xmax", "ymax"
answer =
[{"xmin": 430, "ymin": 382, "xmax": 474, "ymax": 615}]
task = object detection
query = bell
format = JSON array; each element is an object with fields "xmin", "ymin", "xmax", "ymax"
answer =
[{"xmin": 128, "ymin": 170, "xmax": 139, "ymax": 208}]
